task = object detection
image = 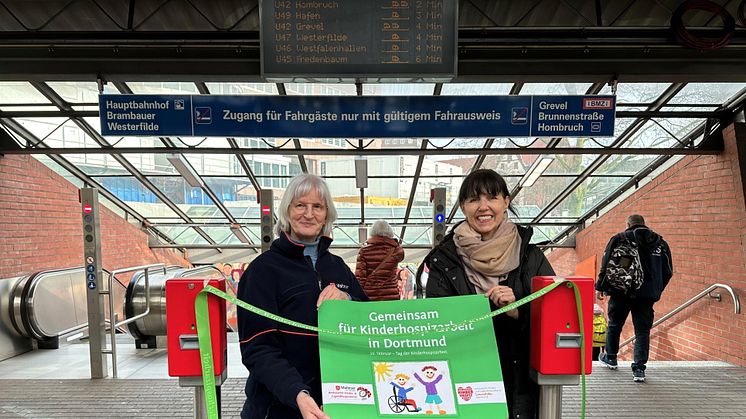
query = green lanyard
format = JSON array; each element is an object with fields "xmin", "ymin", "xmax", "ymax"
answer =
[
  {"xmin": 194, "ymin": 291, "xmax": 219, "ymax": 418},
  {"xmin": 194, "ymin": 279, "xmax": 587, "ymax": 419}
]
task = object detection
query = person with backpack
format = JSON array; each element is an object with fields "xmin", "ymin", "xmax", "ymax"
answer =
[
  {"xmin": 595, "ymin": 214, "xmax": 673, "ymax": 383},
  {"xmin": 415, "ymin": 169, "xmax": 555, "ymax": 419}
]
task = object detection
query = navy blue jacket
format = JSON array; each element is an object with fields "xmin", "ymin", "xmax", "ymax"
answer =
[
  {"xmin": 237, "ymin": 232, "xmax": 368, "ymax": 419},
  {"xmin": 596, "ymin": 225, "xmax": 673, "ymax": 301}
]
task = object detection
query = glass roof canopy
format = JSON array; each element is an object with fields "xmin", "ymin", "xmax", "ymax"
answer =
[{"xmin": 2, "ymin": 80, "xmax": 745, "ymax": 258}]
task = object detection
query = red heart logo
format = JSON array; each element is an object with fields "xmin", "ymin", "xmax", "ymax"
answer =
[
  {"xmin": 457, "ymin": 386, "xmax": 473, "ymax": 401},
  {"xmin": 336, "ymin": 385, "xmax": 340, "ymax": 390}
]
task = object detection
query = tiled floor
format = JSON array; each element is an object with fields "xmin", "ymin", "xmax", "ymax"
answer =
[
  {"xmin": 0, "ymin": 333, "xmax": 247, "ymax": 380},
  {"xmin": 1, "ymin": 335, "xmax": 745, "ymax": 418}
]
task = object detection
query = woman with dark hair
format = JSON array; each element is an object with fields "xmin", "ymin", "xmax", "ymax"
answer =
[
  {"xmin": 416, "ymin": 169, "xmax": 555, "ymax": 419},
  {"xmin": 237, "ymin": 173, "xmax": 368, "ymax": 419}
]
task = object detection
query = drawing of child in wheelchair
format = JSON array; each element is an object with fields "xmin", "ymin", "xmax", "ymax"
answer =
[{"xmin": 388, "ymin": 373, "xmax": 422, "ymax": 413}]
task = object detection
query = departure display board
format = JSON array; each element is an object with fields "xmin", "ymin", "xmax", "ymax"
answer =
[{"xmin": 260, "ymin": 0, "xmax": 457, "ymax": 80}]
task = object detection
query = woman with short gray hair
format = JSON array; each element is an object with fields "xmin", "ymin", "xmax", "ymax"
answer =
[
  {"xmin": 355, "ymin": 219, "xmax": 405, "ymax": 301},
  {"xmin": 274, "ymin": 173, "xmax": 338, "ymax": 239},
  {"xmin": 237, "ymin": 173, "xmax": 367, "ymax": 419}
]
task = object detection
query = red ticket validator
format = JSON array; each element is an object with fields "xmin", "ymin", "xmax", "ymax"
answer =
[
  {"xmin": 530, "ymin": 276, "xmax": 594, "ymax": 375},
  {"xmin": 166, "ymin": 278, "xmax": 227, "ymax": 377}
]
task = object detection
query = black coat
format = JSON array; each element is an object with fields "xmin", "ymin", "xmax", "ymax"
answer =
[
  {"xmin": 419, "ymin": 223, "xmax": 555, "ymax": 419},
  {"xmin": 596, "ymin": 225, "xmax": 673, "ymax": 301},
  {"xmin": 237, "ymin": 232, "xmax": 368, "ymax": 419}
]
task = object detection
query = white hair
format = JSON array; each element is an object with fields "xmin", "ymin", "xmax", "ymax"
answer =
[
  {"xmin": 369, "ymin": 219, "xmax": 394, "ymax": 238},
  {"xmin": 274, "ymin": 173, "xmax": 337, "ymax": 238}
]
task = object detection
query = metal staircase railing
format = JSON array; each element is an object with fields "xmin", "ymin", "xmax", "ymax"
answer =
[{"xmin": 619, "ymin": 283, "xmax": 740, "ymax": 349}]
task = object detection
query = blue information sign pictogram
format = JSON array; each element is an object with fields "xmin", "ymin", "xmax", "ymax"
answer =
[{"xmin": 195, "ymin": 107, "xmax": 212, "ymax": 124}]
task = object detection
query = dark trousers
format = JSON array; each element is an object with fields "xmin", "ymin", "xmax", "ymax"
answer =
[{"xmin": 605, "ymin": 295, "xmax": 655, "ymax": 371}]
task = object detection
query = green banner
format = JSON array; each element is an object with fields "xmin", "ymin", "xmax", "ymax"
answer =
[
  {"xmin": 195, "ymin": 279, "xmax": 586, "ymax": 419},
  {"xmin": 318, "ymin": 295, "xmax": 507, "ymax": 418}
]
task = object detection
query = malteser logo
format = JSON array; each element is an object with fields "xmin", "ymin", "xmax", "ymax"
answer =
[{"xmin": 583, "ymin": 98, "xmax": 613, "ymax": 109}]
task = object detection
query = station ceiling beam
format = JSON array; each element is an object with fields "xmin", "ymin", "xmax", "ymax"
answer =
[
  {"xmin": 1, "ymin": 29, "xmax": 745, "ymax": 82},
  {"xmin": 1, "ymin": 147, "xmax": 721, "ymax": 156}
]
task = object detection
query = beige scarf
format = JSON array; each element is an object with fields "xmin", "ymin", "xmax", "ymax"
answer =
[{"xmin": 454, "ymin": 220, "xmax": 522, "ymax": 294}]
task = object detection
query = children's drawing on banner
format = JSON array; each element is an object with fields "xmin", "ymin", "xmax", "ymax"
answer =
[{"xmin": 372, "ymin": 360, "xmax": 456, "ymax": 415}]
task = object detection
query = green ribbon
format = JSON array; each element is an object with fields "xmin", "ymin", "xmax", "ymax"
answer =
[
  {"xmin": 568, "ymin": 281, "xmax": 588, "ymax": 419},
  {"xmin": 194, "ymin": 279, "xmax": 588, "ymax": 419},
  {"xmin": 194, "ymin": 291, "xmax": 219, "ymax": 419}
]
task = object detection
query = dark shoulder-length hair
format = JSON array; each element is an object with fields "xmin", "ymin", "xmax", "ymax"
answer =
[{"xmin": 457, "ymin": 169, "xmax": 510, "ymax": 204}]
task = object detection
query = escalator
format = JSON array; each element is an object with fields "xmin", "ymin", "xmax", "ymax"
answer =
[
  {"xmin": 0, "ymin": 267, "xmax": 126, "ymax": 360},
  {"xmin": 124, "ymin": 265, "xmax": 234, "ymax": 348},
  {"xmin": 1, "ymin": 264, "xmax": 236, "ymax": 360}
]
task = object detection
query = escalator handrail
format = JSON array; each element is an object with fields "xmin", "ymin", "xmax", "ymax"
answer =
[
  {"xmin": 175, "ymin": 265, "xmax": 223, "ymax": 278},
  {"xmin": 123, "ymin": 265, "xmax": 181, "ymax": 340},
  {"xmin": 110, "ymin": 263, "xmax": 167, "ymax": 329},
  {"xmin": 107, "ymin": 263, "xmax": 166, "ymax": 378}
]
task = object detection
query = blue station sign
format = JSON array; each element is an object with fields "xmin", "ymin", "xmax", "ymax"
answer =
[{"xmin": 99, "ymin": 94, "xmax": 615, "ymax": 138}]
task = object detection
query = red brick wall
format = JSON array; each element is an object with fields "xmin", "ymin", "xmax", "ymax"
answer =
[
  {"xmin": 547, "ymin": 122, "xmax": 746, "ymax": 367},
  {"xmin": 544, "ymin": 247, "xmax": 577, "ymax": 277},
  {"xmin": 0, "ymin": 154, "xmax": 190, "ymax": 279}
]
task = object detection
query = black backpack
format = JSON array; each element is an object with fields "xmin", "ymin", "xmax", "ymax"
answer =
[{"xmin": 605, "ymin": 232, "xmax": 644, "ymax": 295}]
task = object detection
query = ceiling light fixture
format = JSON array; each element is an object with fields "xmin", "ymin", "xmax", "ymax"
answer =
[
  {"xmin": 520, "ymin": 157, "xmax": 554, "ymax": 188},
  {"xmin": 166, "ymin": 154, "xmax": 203, "ymax": 188},
  {"xmin": 355, "ymin": 155, "xmax": 368, "ymax": 189},
  {"xmin": 230, "ymin": 224, "xmax": 251, "ymax": 244}
]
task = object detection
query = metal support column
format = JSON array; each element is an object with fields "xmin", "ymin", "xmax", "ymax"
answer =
[
  {"xmin": 259, "ymin": 189, "xmax": 274, "ymax": 253},
  {"xmin": 193, "ymin": 388, "xmax": 206, "ymax": 419},
  {"xmin": 538, "ymin": 385, "xmax": 563, "ymax": 419},
  {"xmin": 180, "ymin": 372, "xmax": 226, "ymax": 419},
  {"xmin": 80, "ymin": 187, "xmax": 108, "ymax": 378},
  {"xmin": 355, "ymin": 155, "xmax": 367, "ymax": 227},
  {"xmin": 530, "ymin": 370, "xmax": 579, "ymax": 419},
  {"xmin": 431, "ymin": 187, "xmax": 446, "ymax": 247}
]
